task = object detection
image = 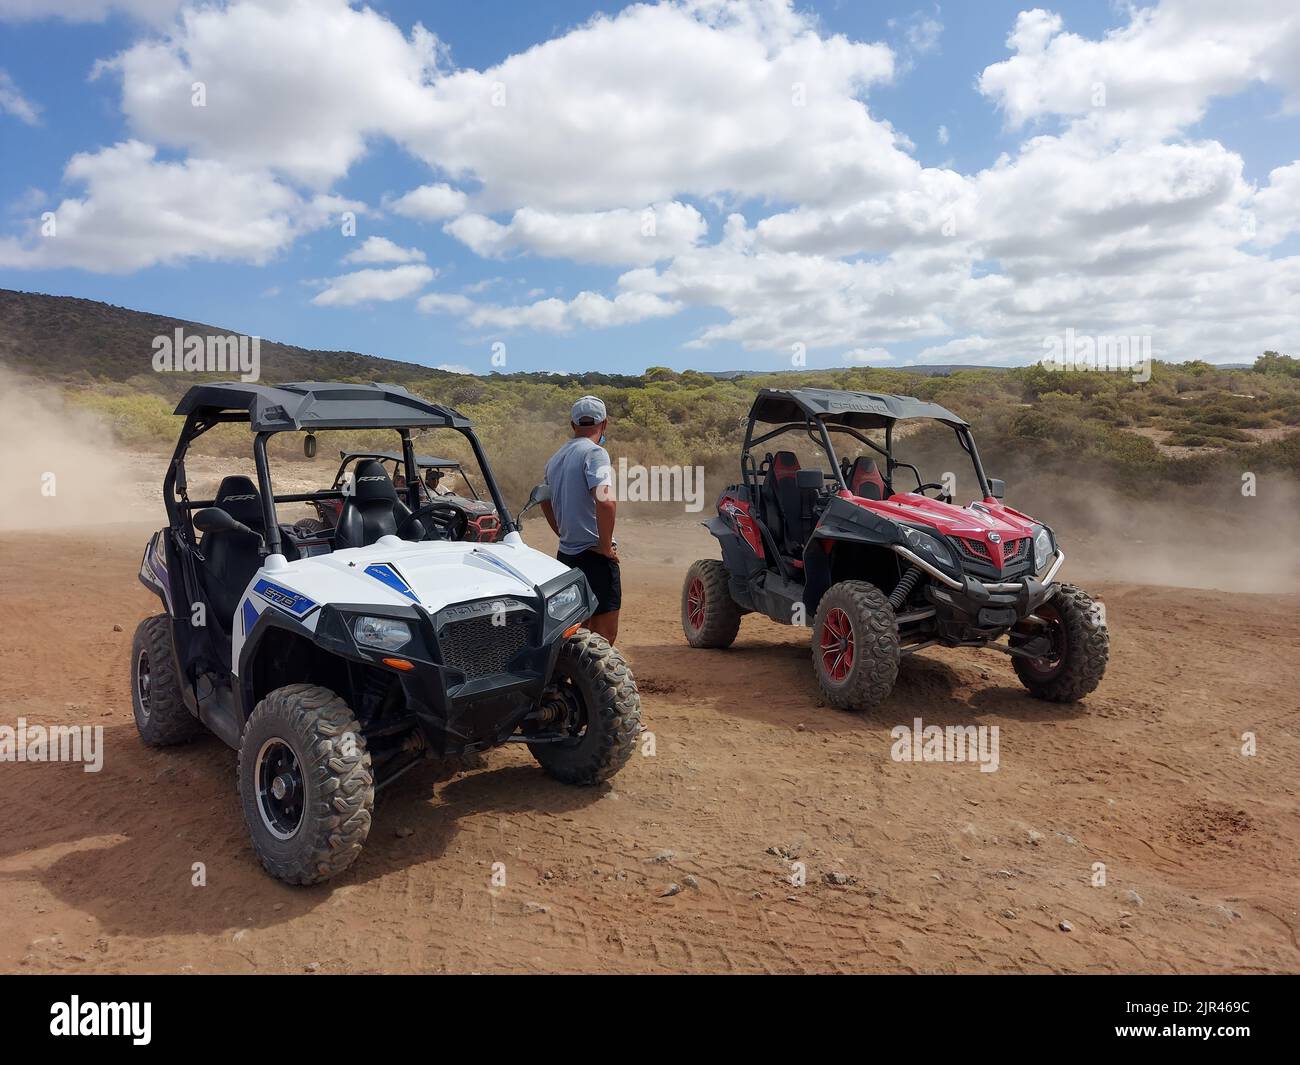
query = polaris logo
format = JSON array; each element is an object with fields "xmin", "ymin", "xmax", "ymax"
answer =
[
  {"xmin": 441, "ymin": 599, "xmax": 530, "ymax": 621},
  {"xmin": 50, "ymin": 996, "xmax": 151, "ymax": 1045},
  {"xmin": 988, "ymin": 532, "xmax": 1001, "ymax": 543}
]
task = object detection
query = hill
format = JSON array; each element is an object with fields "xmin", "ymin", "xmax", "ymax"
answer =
[{"xmin": 1, "ymin": 288, "xmax": 1297, "ymax": 502}]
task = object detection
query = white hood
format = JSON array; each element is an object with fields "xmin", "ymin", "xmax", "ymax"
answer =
[
  {"xmin": 283, "ymin": 534, "xmax": 568, "ymax": 612},
  {"xmin": 231, "ymin": 534, "xmax": 572, "ymax": 670}
]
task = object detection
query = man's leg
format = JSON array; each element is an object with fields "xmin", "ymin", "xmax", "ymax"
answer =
[{"xmin": 587, "ymin": 609, "xmax": 619, "ymax": 644}]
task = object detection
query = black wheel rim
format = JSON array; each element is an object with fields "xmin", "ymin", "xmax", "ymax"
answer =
[
  {"xmin": 135, "ymin": 649, "xmax": 152, "ymax": 719},
  {"xmin": 543, "ymin": 678, "xmax": 590, "ymax": 748},
  {"xmin": 1026, "ymin": 605, "xmax": 1067, "ymax": 679},
  {"xmin": 255, "ymin": 738, "xmax": 306, "ymax": 840}
]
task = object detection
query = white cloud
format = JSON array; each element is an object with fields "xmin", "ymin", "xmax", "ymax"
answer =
[
  {"xmin": 979, "ymin": 3, "xmax": 1300, "ymax": 139},
  {"xmin": 416, "ymin": 291, "xmax": 475, "ymax": 315},
  {"xmin": 387, "ymin": 182, "xmax": 468, "ymax": 221},
  {"xmin": 910, "ymin": 335, "xmax": 1001, "ymax": 364},
  {"xmin": 418, "ymin": 287, "xmax": 681, "ymax": 333},
  {"xmin": 311, "ymin": 264, "xmax": 435, "ymax": 307},
  {"xmin": 444, "ymin": 202, "xmax": 707, "ymax": 265},
  {"xmin": 1252, "ymin": 161, "xmax": 1300, "ymax": 246},
  {"xmin": 405, "ymin": 1, "xmax": 899, "ymax": 212},
  {"xmin": 905, "ymin": 14, "xmax": 943, "ymax": 55},
  {"xmin": 0, "ymin": 0, "xmax": 180, "ymax": 21},
  {"xmin": 937, "ymin": 124, "xmax": 948, "ymax": 145},
  {"xmin": 3, "ymin": 0, "xmax": 1299, "ymax": 364},
  {"xmin": 0, "ymin": 140, "xmax": 355, "ymax": 272},
  {"xmin": 94, "ymin": 0, "xmax": 446, "ymax": 188},
  {"xmin": 342, "ymin": 235, "xmax": 425, "ymax": 265},
  {"xmin": 0, "ymin": 69, "xmax": 40, "ymax": 124},
  {"xmin": 435, "ymin": 363, "xmax": 474, "ymax": 374},
  {"xmin": 844, "ymin": 347, "xmax": 891, "ymax": 364},
  {"xmin": 102, "ymin": 0, "xmax": 899, "ymax": 211}
]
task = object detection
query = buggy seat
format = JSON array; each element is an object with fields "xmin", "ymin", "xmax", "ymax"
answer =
[
  {"xmin": 334, "ymin": 460, "xmax": 421, "ymax": 549},
  {"xmin": 848, "ymin": 457, "xmax": 888, "ymax": 500},
  {"xmin": 198, "ymin": 475, "xmax": 265, "ymax": 630},
  {"xmin": 762, "ymin": 451, "xmax": 819, "ymax": 560}
]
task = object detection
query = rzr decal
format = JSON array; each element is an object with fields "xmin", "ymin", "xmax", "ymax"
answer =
[
  {"xmin": 252, "ymin": 578, "xmax": 317, "ymax": 617},
  {"xmin": 364, "ymin": 562, "xmax": 418, "ymax": 601}
]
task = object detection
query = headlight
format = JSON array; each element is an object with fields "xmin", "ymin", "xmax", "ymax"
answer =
[
  {"xmin": 546, "ymin": 582, "xmax": 584, "ymax": 621},
  {"xmin": 899, "ymin": 525, "xmax": 955, "ymax": 568},
  {"xmin": 1031, "ymin": 525, "xmax": 1054, "ymax": 571},
  {"xmin": 353, "ymin": 615, "xmax": 413, "ymax": 651}
]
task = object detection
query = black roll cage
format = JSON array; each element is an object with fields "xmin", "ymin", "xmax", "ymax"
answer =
[
  {"xmin": 163, "ymin": 413, "xmax": 517, "ymax": 561},
  {"xmin": 328, "ymin": 452, "xmax": 483, "ymax": 501},
  {"xmin": 740, "ymin": 412, "xmax": 993, "ymax": 503}
]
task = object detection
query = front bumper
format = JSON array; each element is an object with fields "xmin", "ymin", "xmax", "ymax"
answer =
[
  {"xmin": 312, "ymin": 571, "xmax": 593, "ymax": 755},
  {"xmin": 894, "ymin": 545, "xmax": 1066, "ymax": 638}
]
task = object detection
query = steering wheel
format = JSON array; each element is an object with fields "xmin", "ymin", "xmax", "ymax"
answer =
[
  {"xmin": 914, "ymin": 482, "xmax": 949, "ymax": 499},
  {"xmin": 395, "ymin": 501, "xmax": 468, "ymax": 542}
]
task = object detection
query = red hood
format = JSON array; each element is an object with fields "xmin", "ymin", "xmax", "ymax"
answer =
[{"xmin": 840, "ymin": 491, "xmax": 1041, "ymax": 570}]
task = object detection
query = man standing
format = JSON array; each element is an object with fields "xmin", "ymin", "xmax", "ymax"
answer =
[{"xmin": 542, "ymin": 396, "xmax": 620, "ymax": 643}]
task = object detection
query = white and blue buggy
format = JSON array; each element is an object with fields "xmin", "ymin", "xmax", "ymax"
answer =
[{"xmin": 134, "ymin": 381, "xmax": 639, "ymax": 884}]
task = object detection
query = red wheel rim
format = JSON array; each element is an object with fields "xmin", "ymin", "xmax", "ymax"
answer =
[
  {"xmin": 820, "ymin": 607, "xmax": 854, "ymax": 682},
  {"xmin": 686, "ymin": 577, "xmax": 706, "ymax": 630}
]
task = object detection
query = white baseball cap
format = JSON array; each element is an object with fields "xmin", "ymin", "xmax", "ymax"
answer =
[{"xmin": 571, "ymin": 395, "xmax": 607, "ymax": 425}]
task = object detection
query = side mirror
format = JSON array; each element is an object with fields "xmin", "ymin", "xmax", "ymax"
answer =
[
  {"xmin": 193, "ymin": 507, "xmax": 238, "ymax": 534},
  {"xmin": 193, "ymin": 507, "xmax": 258, "ymax": 539},
  {"xmin": 516, "ymin": 482, "xmax": 552, "ymax": 523},
  {"xmin": 987, "ymin": 478, "xmax": 1006, "ymax": 500},
  {"xmin": 304, "ymin": 433, "xmax": 317, "ymax": 459}
]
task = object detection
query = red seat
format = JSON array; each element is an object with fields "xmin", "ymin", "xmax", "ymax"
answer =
[{"xmin": 848, "ymin": 457, "xmax": 887, "ymax": 500}]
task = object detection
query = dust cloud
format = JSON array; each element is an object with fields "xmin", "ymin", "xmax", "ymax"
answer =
[
  {"xmin": 0, "ymin": 368, "xmax": 148, "ymax": 530},
  {"xmin": 1001, "ymin": 476, "xmax": 1300, "ymax": 595}
]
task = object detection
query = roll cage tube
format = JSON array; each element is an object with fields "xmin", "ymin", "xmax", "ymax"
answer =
[
  {"xmin": 741, "ymin": 416, "xmax": 851, "ymax": 497},
  {"xmin": 460, "ymin": 426, "xmax": 517, "ymax": 535},
  {"xmin": 741, "ymin": 415, "xmax": 992, "ymax": 500},
  {"xmin": 253, "ymin": 432, "xmax": 282, "ymax": 556},
  {"xmin": 399, "ymin": 429, "xmax": 421, "ymax": 513}
]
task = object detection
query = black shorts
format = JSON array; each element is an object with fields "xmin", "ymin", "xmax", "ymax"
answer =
[{"xmin": 558, "ymin": 549, "xmax": 621, "ymax": 614}]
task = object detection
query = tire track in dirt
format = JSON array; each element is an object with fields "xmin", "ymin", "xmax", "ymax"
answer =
[{"xmin": 0, "ymin": 521, "xmax": 1297, "ymax": 973}]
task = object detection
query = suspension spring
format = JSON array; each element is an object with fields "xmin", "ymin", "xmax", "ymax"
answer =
[{"xmin": 889, "ymin": 565, "xmax": 924, "ymax": 610}]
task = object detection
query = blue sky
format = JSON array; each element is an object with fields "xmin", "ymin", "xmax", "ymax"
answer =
[{"xmin": 1, "ymin": 0, "xmax": 1298, "ymax": 375}]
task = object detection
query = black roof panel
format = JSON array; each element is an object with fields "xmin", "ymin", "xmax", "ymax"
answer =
[
  {"xmin": 174, "ymin": 381, "xmax": 469, "ymax": 431},
  {"xmin": 750, "ymin": 387, "xmax": 967, "ymax": 429}
]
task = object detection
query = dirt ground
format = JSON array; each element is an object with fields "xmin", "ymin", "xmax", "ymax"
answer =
[{"xmin": 0, "ymin": 515, "xmax": 1297, "ymax": 974}]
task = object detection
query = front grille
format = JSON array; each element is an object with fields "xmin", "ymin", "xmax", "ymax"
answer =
[
  {"xmin": 439, "ymin": 611, "xmax": 532, "ymax": 678},
  {"xmin": 1003, "ymin": 537, "xmax": 1028, "ymax": 562},
  {"xmin": 954, "ymin": 535, "xmax": 1033, "ymax": 579}
]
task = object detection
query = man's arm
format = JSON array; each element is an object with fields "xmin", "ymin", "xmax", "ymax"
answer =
[
  {"xmin": 540, "ymin": 499, "xmax": 560, "ymax": 537},
  {"xmin": 592, "ymin": 483, "xmax": 618, "ymax": 561}
]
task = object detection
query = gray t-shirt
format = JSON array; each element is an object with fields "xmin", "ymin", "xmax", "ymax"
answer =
[{"xmin": 544, "ymin": 435, "xmax": 612, "ymax": 555}]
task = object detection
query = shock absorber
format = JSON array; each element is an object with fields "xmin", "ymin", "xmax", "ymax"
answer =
[{"xmin": 889, "ymin": 565, "xmax": 923, "ymax": 611}]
